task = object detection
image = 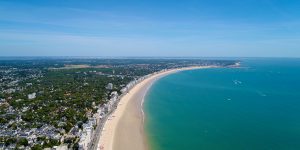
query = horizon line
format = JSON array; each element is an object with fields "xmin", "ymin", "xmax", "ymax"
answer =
[{"xmin": 0, "ymin": 56, "xmax": 299, "ymax": 59}]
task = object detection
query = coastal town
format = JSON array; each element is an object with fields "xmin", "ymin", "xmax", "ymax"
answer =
[{"xmin": 0, "ymin": 58, "xmax": 238, "ymax": 149}]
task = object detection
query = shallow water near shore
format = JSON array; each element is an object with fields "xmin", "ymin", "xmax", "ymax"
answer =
[{"xmin": 144, "ymin": 58, "xmax": 300, "ymax": 150}]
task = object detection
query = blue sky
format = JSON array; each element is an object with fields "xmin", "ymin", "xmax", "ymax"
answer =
[{"xmin": 0, "ymin": 0, "xmax": 300, "ymax": 57}]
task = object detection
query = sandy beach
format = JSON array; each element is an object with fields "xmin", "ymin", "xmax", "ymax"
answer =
[{"xmin": 97, "ymin": 66, "xmax": 214, "ymax": 150}]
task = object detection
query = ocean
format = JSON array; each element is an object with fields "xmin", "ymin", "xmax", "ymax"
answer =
[{"xmin": 144, "ymin": 58, "xmax": 300, "ymax": 150}]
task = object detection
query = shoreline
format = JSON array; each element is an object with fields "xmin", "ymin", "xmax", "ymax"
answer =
[{"xmin": 97, "ymin": 66, "xmax": 216, "ymax": 150}]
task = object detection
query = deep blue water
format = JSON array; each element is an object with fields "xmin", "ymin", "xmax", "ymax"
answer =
[{"xmin": 144, "ymin": 58, "xmax": 300, "ymax": 150}]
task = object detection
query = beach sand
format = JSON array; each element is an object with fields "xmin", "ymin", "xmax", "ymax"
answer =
[{"xmin": 97, "ymin": 66, "xmax": 214, "ymax": 150}]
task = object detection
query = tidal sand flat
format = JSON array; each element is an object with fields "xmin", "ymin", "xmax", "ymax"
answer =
[
  {"xmin": 98, "ymin": 66, "xmax": 213, "ymax": 150},
  {"xmin": 145, "ymin": 59, "xmax": 300, "ymax": 150}
]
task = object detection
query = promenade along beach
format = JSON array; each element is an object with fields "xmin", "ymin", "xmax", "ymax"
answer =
[{"xmin": 97, "ymin": 66, "xmax": 214, "ymax": 150}]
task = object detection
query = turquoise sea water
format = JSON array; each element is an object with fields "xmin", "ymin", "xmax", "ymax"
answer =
[{"xmin": 144, "ymin": 58, "xmax": 300, "ymax": 150}]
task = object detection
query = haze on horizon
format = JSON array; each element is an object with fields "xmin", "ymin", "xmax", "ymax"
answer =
[{"xmin": 0, "ymin": 0, "xmax": 300, "ymax": 57}]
